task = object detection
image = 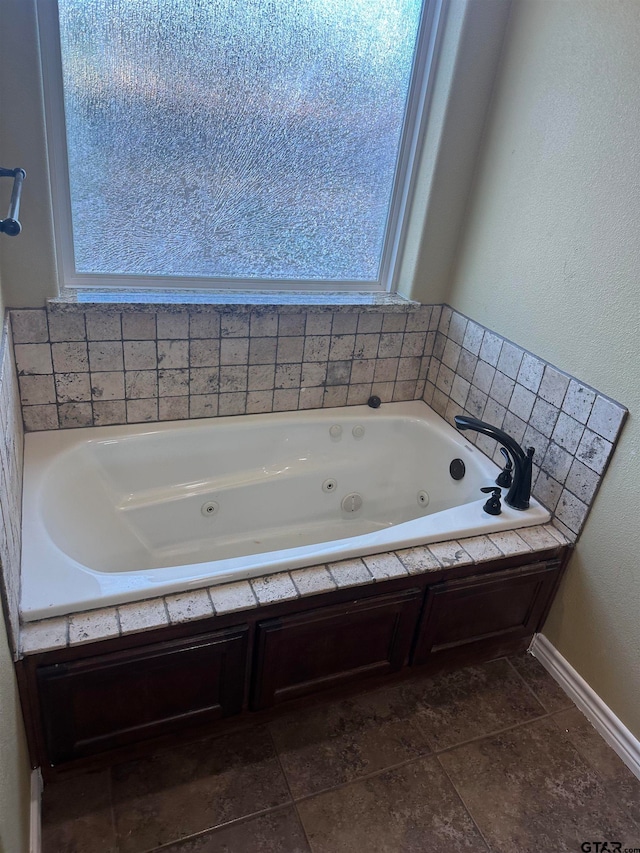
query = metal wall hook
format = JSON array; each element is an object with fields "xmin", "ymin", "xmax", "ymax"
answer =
[{"xmin": 0, "ymin": 167, "xmax": 26, "ymax": 236}]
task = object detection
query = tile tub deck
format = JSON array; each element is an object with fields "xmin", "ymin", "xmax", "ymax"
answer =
[{"xmin": 20, "ymin": 523, "xmax": 568, "ymax": 656}]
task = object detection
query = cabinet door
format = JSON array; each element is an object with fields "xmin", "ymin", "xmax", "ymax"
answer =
[
  {"xmin": 251, "ymin": 588, "xmax": 422, "ymax": 710},
  {"xmin": 413, "ymin": 561, "xmax": 560, "ymax": 665},
  {"xmin": 37, "ymin": 626, "xmax": 248, "ymax": 765}
]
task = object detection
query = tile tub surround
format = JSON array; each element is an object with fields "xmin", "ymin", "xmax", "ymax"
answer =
[
  {"xmin": 0, "ymin": 316, "xmax": 25, "ymax": 655},
  {"xmin": 13, "ymin": 300, "xmax": 625, "ymax": 534},
  {"xmin": 19, "ymin": 522, "xmax": 567, "ymax": 655},
  {"xmin": 424, "ymin": 306, "xmax": 627, "ymax": 541},
  {"xmin": 10, "ymin": 302, "xmax": 436, "ymax": 431}
]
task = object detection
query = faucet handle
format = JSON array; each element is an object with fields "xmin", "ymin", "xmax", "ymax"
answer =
[
  {"xmin": 496, "ymin": 447, "xmax": 513, "ymax": 488},
  {"xmin": 480, "ymin": 486, "xmax": 502, "ymax": 516}
]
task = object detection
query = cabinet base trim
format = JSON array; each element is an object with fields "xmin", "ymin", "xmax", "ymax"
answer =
[{"xmin": 530, "ymin": 633, "xmax": 640, "ymax": 781}]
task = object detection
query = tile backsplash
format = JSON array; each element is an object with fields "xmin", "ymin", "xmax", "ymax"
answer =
[
  {"xmin": 424, "ymin": 306, "xmax": 627, "ymax": 540},
  {"xmin": 10, "ymin": 304, "xmax": 435, "ymax": 431},
  {"xmin": 0, "ymin": 317, "xmax": 24, "ymax": 656},
  {"xmin": 9, "ymin": 301, "xmax": 628, "ymax": 543}
]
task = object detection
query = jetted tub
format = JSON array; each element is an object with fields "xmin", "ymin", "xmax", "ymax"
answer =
[{"xmin": 21, "ymin": 400, "xmax": 550, "ymax": 620}]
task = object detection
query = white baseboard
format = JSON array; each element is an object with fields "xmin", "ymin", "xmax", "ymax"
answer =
[
  {"xmin": 29, "ymin": 769, "xmax": 42, "ymax": 853},
  {"xmin": 530, "ymin": 633, "xmax": 640, "ymax": 780}
]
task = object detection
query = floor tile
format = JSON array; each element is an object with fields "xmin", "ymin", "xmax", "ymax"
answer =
[
  {"xmin": 39, "ymin": 661, "xmax": 640, "ymax": 853},
  {"xmin": 42, "ymin": 770, "xmax": 117, "ymax": 853},
  {"xmin": 402, "ymin": 657, "xmax": 547, "ymax": 751},
  {"xmin": 297, "ymin": 755, "xmax": 487, "ymax": 853},
  {"xmin": 553, "ymin": 706, "xmax": 640, "ymax": 825},
  {"xmin": 153, "ymin": 807, "xmax": 310, "ymax": 852},
  {"xmin": 269, "ymin": 684, "xmax": 432, "ymax": 798},
  {"xmin": 440, "ymin": 716, "xmax": 640, "ymax": 852},
  {"xmin": 111, "ymin": 727, "xmax": 291, "ymax": 853},
  {"xmin": 508, "ymin": 652, "xmax": 575, "ymax": 712}
]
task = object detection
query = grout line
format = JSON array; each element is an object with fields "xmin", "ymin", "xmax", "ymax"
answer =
[
  {"xmin": 288, "ymin": 752, "xmax": 435, "ymax": 806},
  {"xmin": 141, "ymin": 803, "xmax": 298, "ymax": 853},
  {"xmin": 107, "ymin": 766, "xmax": 121, "ymax": 853},
  {"xmin": 266, "ymin": 726, "xmax": 296, "ymax": 806},
  {"xmin": 266, "ymin": 727, "xmax": 315, "ymax": 852},
  {"xmin": 432, "ymin": 705, "xmax": 574, "ymax": 760},
  {"xmin": 435, "ymin": 753, "xmax": 493, "ymax": 853},
  {"xmin": 292, "ymin": 808, "xmax": 315, "ymax": 853},
  {"xmin": 503, "ymin": 653, "xmax": 558, "ymax": 714}
]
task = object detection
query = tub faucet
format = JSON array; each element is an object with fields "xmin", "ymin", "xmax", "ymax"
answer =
[{"xmin": 453, "ymin": 415, "xmax": 535, "ymax": 510}]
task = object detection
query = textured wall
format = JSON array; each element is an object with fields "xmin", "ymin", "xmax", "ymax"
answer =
[
  {"xmin": 0, "ymin": 294, "xmax": 30, "ymax": 851},
  {"xmin": 0, "ymin": 0, "xmax": 58, "ymax": 307},
  {"xmin": 447, "ymin": 0, "xmax": 640, "ymax": 735},
  {"xmin": 0, "ymin": 8, "xmax": 42, "ymax": 842},
  {"xmin": 401, "ymin": 0, "xmax": 511, "ymax": 304},
  {"xmin": 0, "ymin": 602, "xmax": 30, "ymax": 853}
]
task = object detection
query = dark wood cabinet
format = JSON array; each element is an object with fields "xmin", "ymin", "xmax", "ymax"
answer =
[
  {"xmin": 251, "ymin": 588, "xmax": 422, "ymax": 710},
  {"xmin": 36, "ymin": 626, "xmax": 248, "ymax": 764},
  {"xmin": 18, "ymin": 546, "xmax": 568, "ymax": 775},
  {"xmin": 412, "ymin": 560, "xmax": 561, "ymax": 666}
]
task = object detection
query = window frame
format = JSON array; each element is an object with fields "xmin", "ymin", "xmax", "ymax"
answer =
[{"xmin": 38, "ymin": 0, "xmax": 445, "ymax": 294}]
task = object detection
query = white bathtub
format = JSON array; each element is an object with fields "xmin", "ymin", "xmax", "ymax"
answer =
[{"xmin": 21, "ymin": 401, "xmax": 550, "ymax": 620}]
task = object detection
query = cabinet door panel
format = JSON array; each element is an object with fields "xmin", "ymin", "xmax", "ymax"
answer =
[
  {"xmin": 413, "ymin": 561, "xmax": 560, "ymax": 665},
  {"xmin": 37, "ymin": 627, "xmax": 248, "ymax": 765},
  {"xmin": 251, "ymin": 589, "xmax": 422, "ymax": 710}
]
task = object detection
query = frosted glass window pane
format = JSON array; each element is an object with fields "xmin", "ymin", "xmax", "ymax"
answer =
[{"xmin": 58, "ymin": 0, "xmax": 423, "ymax": 281}]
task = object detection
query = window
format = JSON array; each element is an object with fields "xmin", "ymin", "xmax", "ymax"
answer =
[{"xmin": 40, "ymin": 0, "xmax": 443, "ymax": 292}]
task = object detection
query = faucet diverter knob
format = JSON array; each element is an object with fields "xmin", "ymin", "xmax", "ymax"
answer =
[{"xmin": 480, "ymin": 486, "xmax": 502, "ymax": 516}]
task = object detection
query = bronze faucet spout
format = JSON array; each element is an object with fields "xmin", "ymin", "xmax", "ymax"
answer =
[{"xmin": 454, "ymin": 415, "xmax": 535, "ymax": 510}]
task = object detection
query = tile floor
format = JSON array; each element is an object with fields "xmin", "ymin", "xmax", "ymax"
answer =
[{"xmin": 42, "ymin": 653, "xmax": 640, "ymax": 853}]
